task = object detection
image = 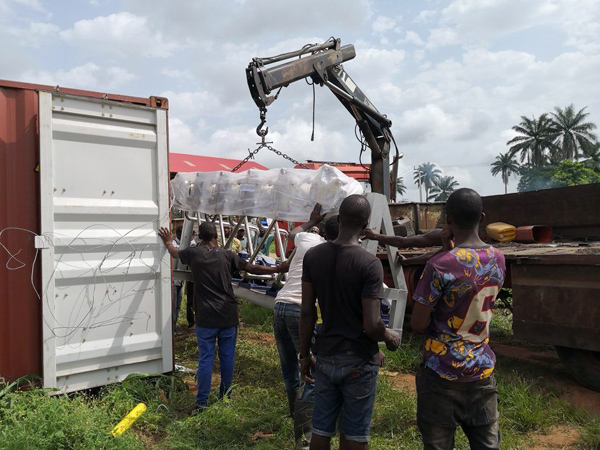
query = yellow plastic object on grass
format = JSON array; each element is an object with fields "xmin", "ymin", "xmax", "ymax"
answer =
[
  {"xmin": 486, "ymin": 222, "xmax": 516, "ymax": 242},
  {"xmin": 111, "ymin": 403, "xmax": 147, "ymax": 436}
]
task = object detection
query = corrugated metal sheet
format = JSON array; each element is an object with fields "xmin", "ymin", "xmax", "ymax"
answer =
[
  {"xmin": 512, "ymin": 255, "xmax": 600, "ymax": 351},
  {"xmin": 0, "ymin": 86, "xmax": 43, "ymax": 382},
  {"xmin": 38, "ymin": 92, "xmax": 172, "ymax": 392},
  {"xmin": 482, "ymin": 184, "xmax": 600, "ymax": 239},
  {"xmin": 295, "ymin": 161, "xmax": 371, "ymax": 181},
  {"xmin": 0, "ymin": 79, "xmax": 168, "ymax": 110},
  {"xmin": 169, "ymin": 152, "xmax": 268, "ymax": 173},
  {"xmin": 0, "ymin": 80, "xmax": 172, "ymax": 391}
]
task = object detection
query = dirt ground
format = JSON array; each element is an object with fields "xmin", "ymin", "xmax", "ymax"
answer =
[
  {"xmin": 529, "ymin": 425, "xmax": 581, "ymax": 449},
  {"xmin": 491, "ymin": 342, "xmax": 600, "ymax": 418}
]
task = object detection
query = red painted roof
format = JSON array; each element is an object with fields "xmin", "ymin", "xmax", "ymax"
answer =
[
  {"xmin": 294, "ymin": 160, "xmax": 370, "ymax": 181},
  {"xmin": 169, "ymin": 153, "xmax": 268, "ymax": 173}
]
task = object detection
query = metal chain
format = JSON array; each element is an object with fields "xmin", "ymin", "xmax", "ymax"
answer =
[
  {"xmin": 230, "ymin": 145, "xmax": 263, "ymax": 173},
  {"xmin": 231, "ymin": 107, "xmax": 310, "ymax": 172},
  {"xmin": 265, "ymin": 145, "xmax": 309, "ymax": 169},
  {"xmin": 230, "ymin": 143, "xmax": 310, "ymax": 172}
]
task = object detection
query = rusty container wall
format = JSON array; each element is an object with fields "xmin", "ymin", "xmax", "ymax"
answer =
[
  {"xmin": 0, "ymin": 86, "xmax": 42, "ymax": 381},
  {"xmin": 389, "ymin": 202, "xmax": 445, "ymax": 232},
  {"xmin": 389, "ymin": 203, "xmax": 416, "ymax": 224},
  {"xmin": 511, "ymin": 256, "xmax": 600, "ymax": 352},
  {"xmin": 481, "ymin": 184, "xmax": 600, "ymax": 239},
  {"xmin": 416, "ymin": 203, "xmax": 445, "ymax": 230}
]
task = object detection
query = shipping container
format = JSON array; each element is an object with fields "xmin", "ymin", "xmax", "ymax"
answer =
[{"xmin": 0, "ymin": 80, "xmax": 173, "ymax": 393}]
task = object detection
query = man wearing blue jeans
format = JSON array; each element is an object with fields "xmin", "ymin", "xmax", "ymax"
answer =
[
  {"xmin": 274, "ymin": 205, "xmax": 339, "ymax": 448},
  {"xmin": 159, "ymin": 222, "xmax": 284, "ymax": 410},
  {"xmin": 299, "ymin": 195, "xmax": 401, "ymax": 450}
]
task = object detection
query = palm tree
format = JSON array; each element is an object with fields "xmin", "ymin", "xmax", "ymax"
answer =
[
  {"xmin": 490, "ymin": 152, "xmax": 520, "ymax": 194},
  {"xmin": 507, "ymin": 114, "xmax": 559, "ymax": 167},
  {"xmin": 581, "ymin": 142, "xmax": 600, "ymax": 170},
  {"xmin": 396, "ymin": 176, "xmax": 407, "ymax": 196},
  {"xmin": 414, "ymin": 162, "xmax": 441, "ymax": 200},
  {"xmin": 428, "ymin": 176, "xmax": 459, "ymax": 201},
  {"xmin": 550, "ymin": 104, "xmax": 597, "ymax": 161}
]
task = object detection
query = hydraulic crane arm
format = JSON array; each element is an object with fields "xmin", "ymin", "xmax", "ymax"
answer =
[{"xmin": 246, "ymin": 38, "xmax": 399, "ymax": 200}]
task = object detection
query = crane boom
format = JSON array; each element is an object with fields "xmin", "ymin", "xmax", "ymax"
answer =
[{"xmin": 246, "ymin": 37, "xmax": 399, "ymax": 200}]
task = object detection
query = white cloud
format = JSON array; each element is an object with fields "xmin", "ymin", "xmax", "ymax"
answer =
[
  {"xmin": 60, "ymin": 12, "xmax": 189, "ymax": 58},
  {"xmin": 425, "ymin": 27, "xmax": 459, "ymax": 49},
  {"xmin": 21, "ymin": 63, "xmax": 136, "ymax": 91},
  {"xmin": 401, "ymin": 30, "xmax": 425, "ymax": 46},
  {"xmin": 13, "ymin": 0, "xmax": 50, "ymax": 17},
  {"xmin": 372, "ymin": 15, "xmax": 396, "ymax": 34},
  {"xmin": 425, "ymin": 0, "xmax": 600, "ymax": 51},
  {"xmin": 161, "ymin": 68, "xmax": 193, "ymax": 80},
  {"xmin": 168, "ymin": 118, "xmax": 197, "ymax": 152},
  {"xmin": 4, "ymin": 21, "xmax": 60, "ymax": 47},
  {"xmin": 160, "ymin": 91, "xmax": 249, "ymax": 120},
  {"xmin": 30, "ymin": 21, "xmax": 59, "ymax": 35},
  {"xmin": 414, "ymin": 9, "xmax": 438, "ymax": 23}
]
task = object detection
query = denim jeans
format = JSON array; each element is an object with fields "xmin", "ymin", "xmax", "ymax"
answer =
[
  {"xmin": 312, "ymin": 353, "xmax": 379, "ymax": 443},
  {"xmin": 195, "ymin": 326, "xmax": 237, "ymax": 407},
  {"xmin": 172, "ymin": 283, "xmax": 184, "ymax": 329},
  {"xmin": 416, "ymin": 366, "xmax": 500, "ymax": 450},
  {"xmin": 273, "ymin": 302, "xmax": 315, "ymax": 400}
]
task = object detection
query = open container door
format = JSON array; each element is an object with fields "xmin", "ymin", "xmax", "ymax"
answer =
[{"xmin": 38, "ymin": 91, "xmax": 172, "ymax": 393}]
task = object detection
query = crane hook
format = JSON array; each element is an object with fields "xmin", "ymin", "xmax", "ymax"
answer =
[{"xmin": 256, "ymin": 108, "xmax": 268, "ymax": 138}]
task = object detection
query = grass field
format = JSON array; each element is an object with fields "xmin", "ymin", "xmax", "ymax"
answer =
[{"xmin": 1, "ymin": 297, "xmax": 599, "ymax": 449}]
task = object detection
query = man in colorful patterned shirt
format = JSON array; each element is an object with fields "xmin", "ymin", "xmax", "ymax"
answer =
[{"xmin": 411, "ymin": 188, "xmax": 506, "ymax": 450}]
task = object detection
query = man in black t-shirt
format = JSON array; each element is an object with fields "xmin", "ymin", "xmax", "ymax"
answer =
[
  {"xmin": 299, "ymin": 195, "xmax": 401, "ymax": 450},
  {"xmin": 159, "ymin": 222, "xmax": 284, "ymax": 410}
]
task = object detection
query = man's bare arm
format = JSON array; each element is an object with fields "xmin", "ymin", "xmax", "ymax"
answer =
[
  {"xmin": 243, "ymin": 262, "xmax": 282, "ymax": 275},
  {"xmin": 289, "ymin": 203, "xmax": 326, "ymax": 242},
  {"xmin": 364, "ymin": 228, "xmax": 443, "ymax": 248},
  {"xmin": 410, "ymin": 302, "xmax": 433, "ymax": 332},
  {"xmin": 300, "ymin": 281, "xmax": 318, "ymax": 383},
  {"xmin": 300, "ymin": 281, "xmax": 317, "ymax": 358},
  {"xmin": 158, "ymin": 227, "xmax": 180, "ymax": 259},
  {"xmin": 362, "ymin": 297, "xmax": 400, "ymax": 350}
]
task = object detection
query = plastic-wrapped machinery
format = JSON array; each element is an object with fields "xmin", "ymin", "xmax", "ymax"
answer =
[{"xmin": 171, "ymin": 165, "xmax": 364, "ymax": 221}]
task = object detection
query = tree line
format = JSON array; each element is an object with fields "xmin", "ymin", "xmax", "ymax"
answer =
[
  {"xmin": 395, "ymin": 163, "xmax": 460, "ymax": 202},
  {"xmin": 493, "ymin": 104, "xmax": 599, "ymax": 193},
  {"xmin": 394, "ymin": 104, "xmax": 599, "ymax": 201}
]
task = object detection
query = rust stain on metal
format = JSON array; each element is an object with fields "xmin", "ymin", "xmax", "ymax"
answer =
[
  {"xmin": 512, "ymin": 259, "xmax": 600, "ymax": 352},
  {"xmin": 482, "ymin": 184, "xmax": 600, "ymax": 239},
  {"xmin": 0, "ymin": 79, "xmax": 167, "ymax": 110},
  {"xmin": 0, "ymin": 80, "xmax": 171, "ymax": 385},
  {"xmin": 0, "ymin": 86, "xmax": 43, "ymax": 381}
]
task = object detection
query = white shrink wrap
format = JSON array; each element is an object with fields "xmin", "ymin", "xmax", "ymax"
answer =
[{"xmin": 171, "ymin": 164, "xmax": 364, "ymax": 221}]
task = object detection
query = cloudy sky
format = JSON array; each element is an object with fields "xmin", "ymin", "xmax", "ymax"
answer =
[{"xmin": 1, "ymin": 0, "xmax": 599, "ymax": 200}]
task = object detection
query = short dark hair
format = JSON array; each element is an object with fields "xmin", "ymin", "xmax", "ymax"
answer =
[
  {"xmin": 446, "ymin": 188, "xmax": 483, "ymax": 229},
  {"xmin": 175, "ymin": 225, "xmax": 183, "ymax": 240},
  {"xmin": 339, "ymin": 194, "xmax": 371, "ymax": 230},
  {"xmin": 324, "ymin": 216, "xmax": 339, "ymax": 241},
  {"xmin": 198, "ymin": 222, "xmax": 217, "ymax": 241}
]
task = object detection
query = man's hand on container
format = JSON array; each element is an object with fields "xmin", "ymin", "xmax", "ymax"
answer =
[{"xmin": 158, "ymin": 227, "xmax": 173, "ymax": 247}]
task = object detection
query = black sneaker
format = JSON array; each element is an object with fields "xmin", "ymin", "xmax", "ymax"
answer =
[{"xmin": 191, "ymin": 404, "xmax": 207, "ymax": 415}]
